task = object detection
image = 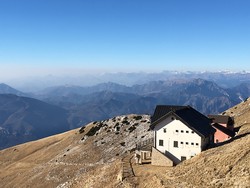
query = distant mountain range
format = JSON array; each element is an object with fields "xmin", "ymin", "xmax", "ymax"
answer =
[
  {"xmin": 6, "ymin": 70, "xmax": 250, "ymax": 92},
  {"xmin": 34, "ymin": 78, "xmax": 250, "ymax": 127},
  {"xmin": 0, "ymin": 94, "xmax": 70, "ymax": 149},
  {"xmin": 0, "ymin": 76, "xmax": 250, "ymax": 149}
]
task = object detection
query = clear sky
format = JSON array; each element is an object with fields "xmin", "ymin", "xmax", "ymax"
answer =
[{"xmin": 0, "ymin": 0, "xmax": 250, "ymax": 79}]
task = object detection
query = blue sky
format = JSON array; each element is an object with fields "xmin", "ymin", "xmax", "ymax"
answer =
[{"xmin": 0, "ymin": 0, "xmax": 250, "ymax": 79}]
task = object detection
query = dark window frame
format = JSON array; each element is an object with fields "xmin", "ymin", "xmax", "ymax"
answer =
[
  {"xmin": 173, "ymin": 141, "xmax": 178, "ymax": 148},
  {"xmin": 159, "ymin": 139, "xmax": 164, "ymax": 146}
]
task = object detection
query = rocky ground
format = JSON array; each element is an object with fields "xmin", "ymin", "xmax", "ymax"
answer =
[
  {"xmin": 0, "ymin": 114, "xmax": 153, "ymax": 188},
  {"xmin": 0, "ymin": 99, "xmax": 250, "ymax": 187}
]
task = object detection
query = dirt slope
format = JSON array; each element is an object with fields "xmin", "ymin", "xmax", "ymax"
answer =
[
  {"xmin": 0, "ymin": 98, "xmax": 250, "ymax": 188},
  {"xmin": 0, "ymin": 114, "xmax": 152, "ymax": 188},
  {"xmin": 132, "ymin": 98, "xmax": 250, "ymax": 188}
]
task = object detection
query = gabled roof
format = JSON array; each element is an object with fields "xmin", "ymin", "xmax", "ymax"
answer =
[
  {"xmin": 151, "ymin": 105, "xmax": 187, "ymax": 123},
  {"xmin": 151, "ymin": 105, "xmax": 215, "ymax": 138},
  {"xmin": 208, "ymin": 115, "xmax": 234, "ymax": 126},
  {"xmin": 212, "ymin": 123, "xmax": 235, "ymax": 138}
]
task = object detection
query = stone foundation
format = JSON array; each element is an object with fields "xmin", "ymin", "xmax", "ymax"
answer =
[{"xmin": 151, "ymin": 147, "xmax": 173, "ymax": 166}]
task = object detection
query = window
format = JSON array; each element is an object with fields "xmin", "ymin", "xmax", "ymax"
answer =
[
  {"xmin": 173, "ymin": 141, "xmax": 178, "ymax": 148},
  {"xmin": 175, "ymin": 130, "xmax": 179, "ymax": 133},
  {"xmin": 181, "ymin": 156, "xmax": 186, "ymax": 161},
  {"xmin": 171, "ymin": 117, "xmax": 175, "ymax": 120},
  {"xmin": 186, "ymin": 142, "xmax": 189, "ymax": 145},
  {"xmin": 180, "ymin": 141, "xmax": 184, "ymax": 144},
  {"xmin": 163, "ymin": 128, "xmax": 166, "ymax": 133},
  {"xmin": 191, "ymin": 142, "xmax": 194, "ymax": 146},
  {"xmin": 196, "ymin": 143, "xmax": 199, "ymax": 146},
  {"xmin": 159, "ymin": 139, "xmax": 164, "ymax": 146},
  {"xmin": 186, "ymin": 131, "xmax": 189, "ymax": 133},
  {"xmin": 191, "ymin": 131, "xmax": 194, "ymax": 134},
  {"xmin": 181, "ymin": 130, "xmax": 184, "ymax": 133}
]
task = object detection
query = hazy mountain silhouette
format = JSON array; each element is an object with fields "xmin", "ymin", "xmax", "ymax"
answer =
[
  {"xmin": 0, "ymin": 83, "xmax": 26, "ymax": 96},
  {"xmin": 1, "ymin": 78, "xmax": 250, "ymax": 149},
  {"xmin": 0, "ymin": 94, "xmax": 70, "ymax": 149},
  {"xmin": 12, "ymin": 71, "xmax": 250, "ymax": 92},
  {"xmin": 43, "ymin": 79, "xmax": 248, "ymax": 127}
]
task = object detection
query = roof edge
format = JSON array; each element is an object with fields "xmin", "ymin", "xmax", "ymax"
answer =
[{"xmin": 151, "ymin": 110, "xmax": 209, "ymax": 138}]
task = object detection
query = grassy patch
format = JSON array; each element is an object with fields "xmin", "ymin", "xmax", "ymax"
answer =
[
  {"xmin": 120, "ymin": 142, "xmax": 125, "ymax": 146},
  {"xmin": 86, "ymin": 124, "xmax": 102, "ymax": 136},
  {"xmin": 133, "ymin": 115, "xmax": 143, "ymax": 120},
  {"xmin": 128, "ymin": 126, "xmax": 136, "ymax": 133},
  {"xmin": 79, "ymin": 126, "xmax": 85, "ymax": 134}
]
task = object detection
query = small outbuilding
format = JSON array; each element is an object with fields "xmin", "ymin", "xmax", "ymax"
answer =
[{"xmin": 208, "ymin": 115, "xmax": 235, "ymax": 143}]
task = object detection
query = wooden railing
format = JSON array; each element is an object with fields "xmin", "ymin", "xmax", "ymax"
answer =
[{"xmin": 136, "ymin": 138, "xmax": 154, "ymax": 151}]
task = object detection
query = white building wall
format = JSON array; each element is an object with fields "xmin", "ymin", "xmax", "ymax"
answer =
[{"xmin": 155, "ymin": 116, "xmax": 204, "ymax": 161}]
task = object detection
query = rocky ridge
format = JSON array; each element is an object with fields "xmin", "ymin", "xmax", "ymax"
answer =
[{"xmin": 0, "ymin": 114, "xmax": 152, "ymax": 188}]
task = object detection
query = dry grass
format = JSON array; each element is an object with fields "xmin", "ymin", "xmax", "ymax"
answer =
[
  {"xmin": 0, "ymin": 115, "xmax": 151, "ymax": 188},
  {"xmin": 128, "ymin": 99, "xmax": 250, "ymax": 188},
  {"xmin": 0, "ymin": 98, "xmax": 250, "ymax": 188}
]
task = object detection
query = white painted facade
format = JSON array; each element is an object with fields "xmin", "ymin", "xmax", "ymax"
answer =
[{"xmin": 154, "ymin": 115, "xmax": 208, "ymax": 162}]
